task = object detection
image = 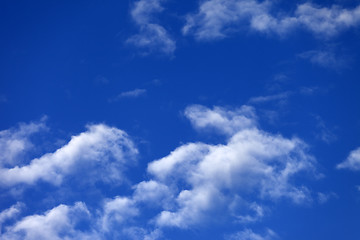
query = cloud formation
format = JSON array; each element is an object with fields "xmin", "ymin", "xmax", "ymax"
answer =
[
  {"xmin": 183, "ymin": 0, "xmax": 360, "ymax": 40},
  {"xmin": 1, "ymin": 202, "xmax": 96, "ymax": 240},
  {"xmin": 184, "ymin": 104, "xmax": 257, "ymax": 135},
  {"xmin": 149, "ymin": 105, "xmax": 316, "ymax": 228},
  {"xmin": 110, "ymin": 89, "xmax": 147, "ymax": 102},
  {"xmin": 127, "ymin": 0, "xmax": 175, "ymax": 55},
  {"xmin": 226, "ymin": 228, "xmax": 277, "ymax": 240},
  {"xmin": 0, "ymin": 124, "xmax": 138, "ymax": 187},
  {"xmin": 337, "ymin": 147, "xmax": 360, "ymax": 171},
  {"xmin": 0, "ymin": 118, "xmax": 47, "ymax": 167},
  {"xmin": 248, "ymin": 92, "xmax": 291, "ymax": 104},
  {"xmin": 0, "ymin": 106, "xmax": 319, "ymax": 239}
]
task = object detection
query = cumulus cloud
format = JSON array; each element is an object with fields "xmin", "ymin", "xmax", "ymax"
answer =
[
  {"xmin": 0, "ymin": 124, "xmax": 138, "ymax": 187},
  {"xmin": 100, "ymin": 197, "xmax": 139, "ymax": 232},
  {"xmin": 0, "ymin": 203, "xmax": 24, "ymax": 232},
  {"xmin": 1, "ymin": 197, "xmax": 154, "ymax": 240},
  {"xmin": 184, "ymin": 104, "xmax": 257, "ymax": 135},
  {"xmin": 0, "ymin": 118, "xmax": 47, "ymax": 167},
  {"xmin": 337, "ymin": 147, "xmax": 360, "ymax": 171},
  {"xmin": 133, "ymin": 180, "xmax": 172, "ymax": 206},
  {"xmin": 1, "ymin": 202, "xmax": 96, "ymax": 240},
  {"xmin": 0, "ymin": 106, "xmax": 320, "ymax": 238},
  {"xmin": 183, "ymin": 0, "xmax": 360, "ymax": 40},
  {"xmin": 149, "ymin": 105, "xmax": 316, "ymax": 228},
  {"xmin": 127, "ymin": 0, "xmax": 175, "ymax": 55}
]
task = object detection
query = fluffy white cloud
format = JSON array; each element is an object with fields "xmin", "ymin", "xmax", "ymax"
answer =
[
  {"xmin": 337, "ymin": 147, "xmax": 360, "ymax": 171},
  {"xmin": 184, "ymin": 104, "xmax": 257, "ymax": 135},
  {"xmin": 0, "ymin": 124, "xmax": 138, "ymax": 187},
  {"xmin": 1, "ymin": 202, "xmax": 97, "ymax": 240},
  {"xmin": 0, "ymin": 203, "xmax": 24, "ymax": 232},
  {"xmin": 148, "ymin": 105, "xmax": 316, "ymax": 228},
  {"xmin": 0, "ymin": 118, "xmax": 47, "ymax": 167},
  {"xmin": 133, "ymin": 180, "xmax": 172, "ymax": 206},
  {"xmin": 100, "ymin": 197, "xmax": 139, "ymax": 232},
  {"xmin": 128, "ymin": 0, "xmax": 175, "ymax": 55},
  {"xmin": 183, "ymin": 0, "xmax": 360, "ymax": 40},
  {"xmin": 0, "ymin": 106, "xmax": 320, "ymax": 238},
  {"xmin": 1, "ymin": 197, "xmax": 146, "ymax": 240}
]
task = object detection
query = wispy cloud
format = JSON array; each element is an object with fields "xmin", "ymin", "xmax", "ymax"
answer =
[
  {"xmin": 127, "ymin": 0, "xmax": 175, "ymax": 55},
  {"xmin": 317, "ymin": 192, "xmax": 337, "ymax": 204},
  {"xmin": 226, "ymin": 228, "xmax": 277, "ymax": 240},
  {"xmin": 298, "ymin": 47, "xmax": 348, "ymax": 69},
  {"xmin": 94, "ymin": 75, "xmax": 109, "ymax": 85},
  {"xmin": 248, "ymin": 92, "xmax": 291, "ymax": 104},
  {"xmin": 118, "ymin": 88, "xmax": 147, "ymax": 98},
  {"xmin": 110, "ymin": 88, "xmax": 147, "ymax": 102},
  {"xmin": 183, "ymin": 0, "xmax": 360, "ymax": 40},
  {"xmin": 314, "ymin": 116, "xmax": 337, "ymax": 144}
]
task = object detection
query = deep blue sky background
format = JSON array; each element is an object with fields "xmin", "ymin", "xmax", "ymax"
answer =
[{"xmin": 0, "ymin": 0, "xmax": 360, "ymax": 239}]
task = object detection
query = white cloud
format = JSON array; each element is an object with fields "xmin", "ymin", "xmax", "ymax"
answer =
[
  {"xmin": 337, "ymin": 147, "xmax": 360, "ymax": 171},
  {"xmin": 183, "ymin": 0, "xmax": 360, "ymax": 40},
  {"xmin": 317, "ymin": 192, "xmax": 337, "ymax": 204},
  {"xmin": 229, "ymin": 196, "xmax": 265, "ymax": 223},
  {"xmin": 183, "ymin": 0, "xmax": 270, "ymax": 40},
  {"xmin": 133, "ymin": 180, "xmax": 172, "ymax": 206},
  {"xmin": 100, "ymin": 197, "xmax": 139, "ymax": 232},
  {"xmin": 294, "ymin": 3, "xmax": 360, "ymax": 37},
  {"xmin": 1, "ymin": 197, "xmax": 148, "ymax": 240},
  {"xmin": 226, "ymin": 228, "xmax": 277, "ymax": 240},
  {"xmin": 122, "ymin": 227, "xmax": 162, "ymax": 240},
  {"xmin": 116, "ymin": 89, "xmax": 147, "ymax": 99},
  {"xmin": 248, "ymin": 92, "xmax": 291, "ymax": 104},
  {"xmin": 0, "ymin": 124, "xmax": 138, "ymax": 187},
  {"xmin": 128, "ymin": 0, "xmax": 175, "ymax": 55},
  {"xmin": 0, "ymin": 106, "xmax": 320, "ymax": 238},
  {"xmin": 149, "ymin": 105, "xmax": 316, "ymax": 228},
  {"xmin": 1, "ymin": 202, "xmax": 97, "ymax": 240},
  {"xmin": 0, "ymin": 118, "xmax": 47, "ymax": 167},
  {"xmin": 184, "ymin": 104, "xmax": 257, "ymax": 135},
  {"xmin": 0, "ymin": 203, "xmax": 24, "ymax": 232},
  {"xmin": 298, "ymin": 49, "xmax": 346, "ymax": 69}
]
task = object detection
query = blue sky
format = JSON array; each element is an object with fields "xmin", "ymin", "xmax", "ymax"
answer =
[{"xmin": 0, "ymin": 0, "xmax": 360, "ymax": 239}]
